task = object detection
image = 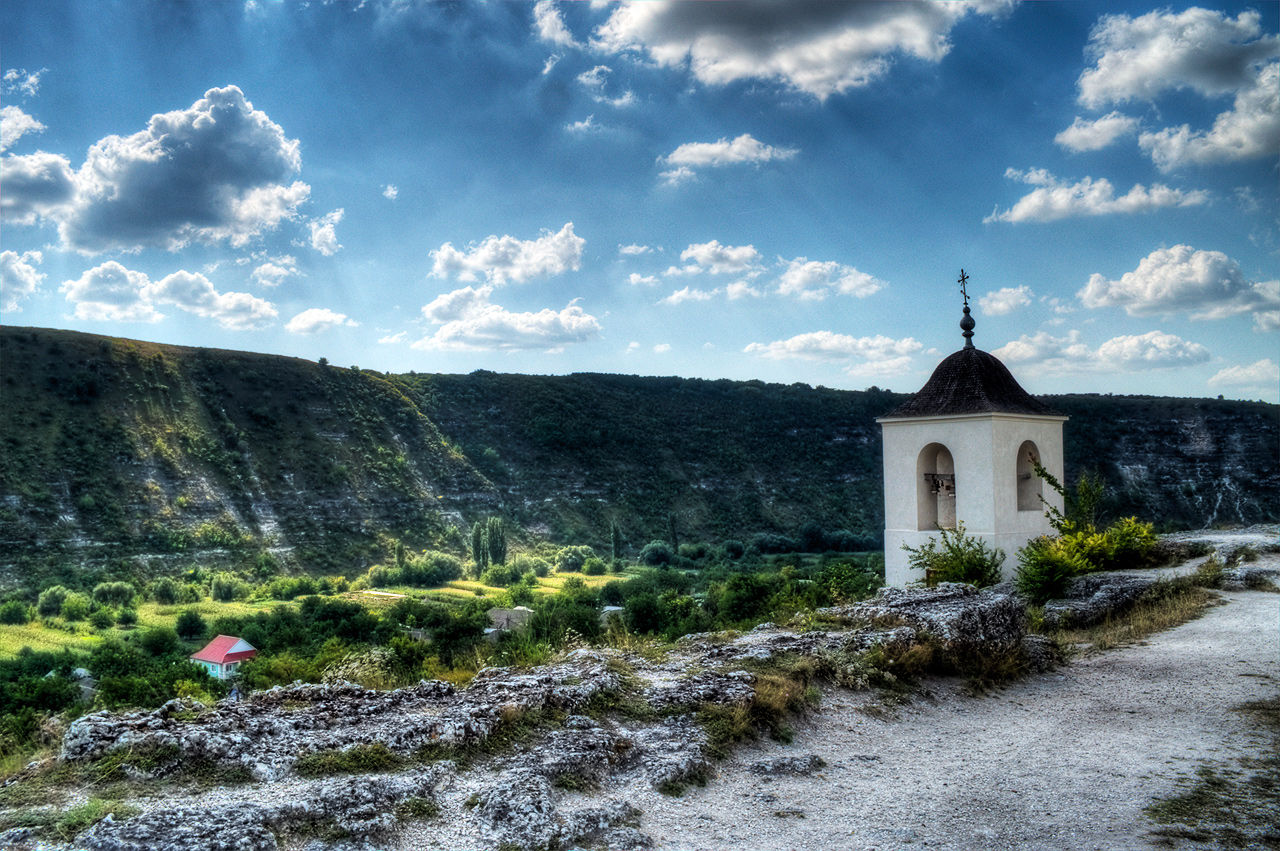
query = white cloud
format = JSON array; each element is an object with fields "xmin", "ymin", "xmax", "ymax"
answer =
[
  {"xmin": 726, "ymin": 280, "xmax": 761, "ymax": 300},
  {"xmin": 309, "ymin": 208, "xmax": 344, "ymax": 255},
  {"xmin": 430, "ymin": 222, "xmax": 584, "ymax": 285},
  {"xmin": 659, "ymin": 166, "xmax": 696, "ymax": 187},
  {"xmin": 677, "ymin": 240, "xmax": 762, "ymax": 275},
  {"xmin": 1077, "ymin": 8, "xmax": 1277, "ymax": 108},
  {"xmin": 626, "ymin": 341, "xmax": 640, "ymax": 352},
  {"xmin": 0, "ymin": 151, "xmax": 76, "ymax": 225},
  {"xmin": 985, "ymin": 168, "xmax": 1208, "ymax": 223},
  {"xmin": 286, "ymin": 307, "xmax": 356, "ymax": 335},
  {"xmin": 542, "ymin": 55, "xmax": 561, "ymax": 75},
  {"xmin": 653, "ymin": 343, "xmax": 671, "ymax": 353},
  {"xmin": 661, "ymin": 286, "xmax": 719, "ymax": 305},
  {"xmin": 1054, "ymin": 112, "xmax": 1138, "ymax": 152},
  {"xmin": 0, "ymin": 105, "xmax": 44, "ymax": 152},
  {"xmin": 1208, "ymin": 359, "xmax": 1280, "ymax": 389},
  {"xmin": 3, "ymin": 86, "xmax": 309, "ymax": 253},
  {"xmin": 993, "ymin": 329, "xmax": 1211, "ymax": 374},
  {"xmin": 619, "ymin": 243, "xmax": 651, "ymax": 256},
  {"xmin": 414, "ymin": 285, "xmax": 601, "ymax": 352},
  {"xmin": 383, "ymin": 184, "xmax": 399, "ymax": 200},
  {"xmin": 578, "ymin": 65, "xmax": 610, "ymax": 89},
  {"xmin": 1078, "ymin": 245, "xmax": 1279, "ymax": 330},
  {"xmin": 777, "ymin": 257, "xmax": 883, "ymax": 300},
  {"xmin": 665, "ymin": 134, "xmax": 796, "ymax": 168},
  {"xmin": 533, "ymin": 1, "xmax": 579, "ymax": 48},
  {"xmin": 58, "ymin": 261, "xmax": 277, "ymax": 328},
  {"xmin": 0, "ymin": 249, "xmax": 45, "ymax": 312},
  {"xmin": 251, "ymin": 256, "xmax": 300, "ymax": 288},
  {"xmin": 979, "ymin": 285, "xmax": 1033, "ymax": 315},
  {"xmin": 628, "ymin": 273, "xmax": 658, "ymax": 286},
  {"xmin": 2, "ymin": 68, "xmax": 46, "ymax": 98},
  {"xmin": 378, "ymin": 331, "xmax": 407, "ymax": 345},
  {"xmin": 1138, "ymin": 62, "xmax": 1280, "ymax": 171},
  {"xmin": 592, "ymin": 1, "xmax": 1009, "ymax": 100},
  {"xmin": 565, "ymin": 115, "xmax": 601, "ymax": 134},
  {"xmin": 744, "ymin": 331, "xmax": 922, "ymax": 365}
]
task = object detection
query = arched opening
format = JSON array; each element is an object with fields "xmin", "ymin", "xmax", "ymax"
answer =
[
  {"xmin": 1017, "ymin": 440, "xmax": 1042, "ymax": 511},
  {"xmin": 917, "ymin": 443, "xmax": 956, "ymax": 530}
]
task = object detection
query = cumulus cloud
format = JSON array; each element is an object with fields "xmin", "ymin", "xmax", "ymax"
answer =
[
  {"xmin": 744, "ymin": 331, "xmax": 922, "ymax": 373},
  {"xmin": 726, "ymin": 280, "xmax": 761, "ymax": 300},
  {"xmin": 628, "ymin": 273, "xmax": 658, "ymax": 286},
  {"xmin": 3, "ymin": 86, "xmax": 309, "ymax": 253},
  {"xmin": 985, "ymin": 168, "xmax": 1208, "ymax": 223},
  {"xmin": 670, "ymin": 240, "xmax": 762, "ymax": 276},
  {"xmin": 58, "ymin": 261, "xmax": 277, "ymax": 328},
  {"xmin": 309, "ymin": 209, "xmax": 344, "ymax": 256},
  {"xmin": 285, "ymin": 307, "xmax": 357, "ymax": 335},
  {"xmin": 533, "ymin": 0, "xmax": 579, "ymax": 47},
  {"xmin": 979, "ymin": 285, "xmax": 1033, "ymax": 315},
  {"xmin": 665, "ymin": 134, "xmax": 796, "ymax": 168},
  {"xmin": 661, "ymin": 286, "xmax": 719, "ymax": 305},
  {"xmin": 653, "ymin": 343, "xmax": 672, "ymax": 353},
  {"xmin": 1139, "ymin": 62, "xmax": 1280, "ymax": 171},
  {"xmin": 1, "ymin": 105, "xmax": 44, "ymax": 152},
  {"xmin": 658, "ymin": 165, "xmax": 696, "ymax": 187},
  {"xmin": 1208, "ymin": 359, "xmax": 1279, "ymax": 390},
  {"xmin": 0, "ymin": 151, "xmax": 76, "ymax": 224},
  {"xmin": 619, "ymin": 243, "xmax": 651, "ymax": 255},
  {"xmin": 251, "ymin": 256, "xmax": 300, "ymax": 288},
  {"xmin": 993, "ymin": 329, "xmax": 1211, "ymax": 374},
  {"xmin": 1, "ymin": 249, "xmax": 45, "ymax": 312},
  {"xmin": 383, "ymin": 184, "xmax": 398, "ymax": 200},
  {"xmin": 2, "ymin": 68, "xmax": 46, "ymax": 98},
  {"xmin": 1054, "ymin": 112, "xmax": 1138, "ymax": 152},
  {"xmin": 378, "ymin": 331, "xmax": 407, "ymax": 345},
  {"xmin": 1077, "ymin": 8, "xmax": 1277, "ymax": 108},
  {"xmin": 565, "ymin": 115, "xmax": 601, "ymax": 134},
  {"xmin": 1078, "ymin": 245, "xmax": 1279, "ymax": 331},
  {"xmin": 430, "ymin": 222, "xmax": 584, "ymax": 285},
  {"xmin": 1075, "ymin": 9, "xmax": 1278, "ymax": 170},
  {"xmin": 591, "ymin": 1, "xmax": 1009, "ymax": 100},
  {"xmin": 414, "ymin": 285, "xmax": 601, "ymax": 352},
  {"xmin": 777, "ymin": 258, "xmax": 883, "ymax": 300}
]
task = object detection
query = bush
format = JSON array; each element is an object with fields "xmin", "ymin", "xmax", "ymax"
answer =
[
  {"xmin": 723, "ymin": 540, "xmax": 745, "ymax": 560},
  {"xmin": 117, "ymin": 608, "xmax": 138, "ymax": 627},
  {"xmin": 90, "ymin": 608, "xmax": 116, "ymax": 629},
  {"xmin": 637, "ymin": 540, "xmax": 675, "ymax": 566},
  {"xmin": 137, "ymin": 626, "xmax": 182, "ymax": 658},
  {"xmin": 480, "ymin": 562, "xmax": 523, "ymax": 587},
  {"xmin": 149, "ymin": 577, "xmax": 179, "ymax": 605},
  {"xmin": 582, "ymin": 557, "xmax": 607, "ymax": 576},
  {"xmin": 36, "ymin": 585, "xmax": 69, "ymax": 618},
  {"xmin": 510, "ymin": 554, "xmax": 551, "ymax": 578},
  {"xmin": 1015, "ymin": 536, "xmax": 1089, "ymax": 604},
  {"xmin": 175, "ymin": 609, "xmax": 207, "ymax": 640},
  {"xmin": 749, "ymin": 533, "xmax": 799, "ymax": 554},
  {"xmin": 210, "ymin": 573, "xmax": 244, "ymax": 602},
  {"xmin": 0, "ymin": 600, "xmax": 31, "ymax": 624},
  {"xmin": 902, "ymin": 522, "xmax": 1004, "ymax": 588},
  {"xmin": 60, "ymin": 593, "xmax": 92, "ymax": 622},
  {"xmin": 92, "ymin": 581, "xmax": 136, "ymax": 607},
  {"xmin": 555, "ymin": 545, "xmax": 595, "ymax": 573}
]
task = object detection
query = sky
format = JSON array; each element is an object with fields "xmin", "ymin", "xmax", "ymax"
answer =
[{"xmin": 1, "ymin": 1, "xmax": 1277, "ymax": 403}]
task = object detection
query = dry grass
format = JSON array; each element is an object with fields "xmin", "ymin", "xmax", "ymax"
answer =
[{"xmin": 1047, "ymin": 580, "xmax": 1218, "ymax": 657}]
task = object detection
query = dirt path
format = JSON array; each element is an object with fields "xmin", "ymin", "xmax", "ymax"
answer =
[{"xmin": 630, "ymin": 583, "xmax": 1279, "ymax": 850}]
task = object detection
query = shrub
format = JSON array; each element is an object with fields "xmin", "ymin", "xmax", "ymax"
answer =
[
  {"xmin": 60, "ymin": 593, "xmax": 92, "ymax": 622},
  {"xmin": 210, "ymin": 573, "xmax": 244, "ymax": 602},
  {"xmin": 510, "ymin": 554, "xmax": 551, "ymax": 578},
  {"xmin": 555, "ymin": 545, "xmax": 595, "ymax": 573},
  {"xmin": 149, "ymin": 577, "xmax": 179, "ymax": 605},
  {"xmin": 117, "ymin": 608, "xmax": 138, "ymax": 627},
  {"xmin": 902, "ymin": 522, "xmax": 1005, "ymax": 588},
  {"xmin": 0, "ymin": 600, "xmax": 31, "ymax": 624},
  {"xmin": 723, "ymin": 540, "xmax": 745, "ymax": 560},
  {"xmin": 1015, "ymin": 536, "xmax": 1089, "ymax": 604},
  {"xmin": 637, "ymin": 540, "xmax": 675, "ymax": 567},
  {"xmin": 678, "ymin": 543, "xmax": 710, "ymax": 562},
  {"xmin": 92, "ymin": 581, "xmax": 136, "ymax": 607},
  {"xmin": 749, "ymin": 533, "xmax": 799, "ymax": 554},
  {"xmin": 137, "ymin": 626, "xmax": 182, "ymax": 658},
  {"xmin": 582, "ymin": 557, "xmax": 607, "ymax": 576},
  {"xmin": 175, "ymin": 609, "xmax": 207, "ymax": 640},
  {"xmin": 90, "ymin": 608, "xmax": 116, "ymax": 629},
  {"xmin": 36, "ymin": 585, "xmax": 69, "ymax": 618},
  {"xmin": 480, "ymin": 562, "xmax": 522, "ymax": 587}
]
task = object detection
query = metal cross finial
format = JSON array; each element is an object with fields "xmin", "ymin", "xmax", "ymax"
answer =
[{"xmin": 959, "ymin": 269, "xmax": 970, "ymax": 307}]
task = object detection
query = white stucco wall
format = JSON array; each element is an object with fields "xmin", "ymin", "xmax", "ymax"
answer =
[{"xmin": 878, "ymin": 412, "xmax": 1066, "ymax": 586}]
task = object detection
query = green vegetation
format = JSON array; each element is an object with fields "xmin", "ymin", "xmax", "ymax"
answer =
[{"xmin": 901, "ymin": 522, "xmax": 1004, "ymax": 588}]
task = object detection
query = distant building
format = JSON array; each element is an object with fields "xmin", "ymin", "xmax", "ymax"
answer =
[
  {"xmin": 190, "ymin": 635, "xmax": 258, "ymax": 680},
  {"xmin": 878, "ymin": 273, "xmax": 1066, "ymax": 586},
  {"xmin": 485, "ymin": 606, "xmax": 534, "ymax": 642}
]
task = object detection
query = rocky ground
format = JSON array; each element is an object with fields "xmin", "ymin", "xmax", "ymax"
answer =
[{"xmin": 2, "ymin": 530, "xmax": 1277, "ymax": 851}]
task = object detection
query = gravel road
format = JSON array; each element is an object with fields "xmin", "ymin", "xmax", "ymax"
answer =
[{"xmin": 628, "ymin": 573, "xmax": 1278, "ymax": 850}]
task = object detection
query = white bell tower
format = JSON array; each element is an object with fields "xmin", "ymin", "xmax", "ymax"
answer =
[{"xmin": 877, "ymin": 271, "xmax": 1067, "ymax": 587}]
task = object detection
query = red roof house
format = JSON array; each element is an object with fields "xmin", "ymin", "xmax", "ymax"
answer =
[{"xmin": 190, "ymin": 635, "xmax": 257, "ymax": 680}]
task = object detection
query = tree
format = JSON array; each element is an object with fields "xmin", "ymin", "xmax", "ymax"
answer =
[
  {"xmin": 471, "ymin": 523, "xmax": 489, "ymax": 572},
  {"xmin": 149, "ymin": 577, "xmax": 179, "ymax": 605},
  {"xmin": 486, "ymin": 517, "xmax": 507, "ymax": 566},
  {"xmin": 611, "ymin": 523, "xmax": 623, "ymax": 560},
  {"xmin": 666, "ymin": 513, "xmax": 679, "ymax": 550},
  {"xmin": 175, "ymin": 609, "xmax": 208, "ymax": 641},
  {"xmin": 36, "ymin": 585, "xmax": 69, "ymax": 618}
]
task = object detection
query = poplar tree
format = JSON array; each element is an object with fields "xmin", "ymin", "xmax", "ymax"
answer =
[
  {"xmin": 486, "ymin": 516, "xmax": 507, "ymax": 566},
  {"xmin": 611, "ymin": 522, "xmax": 623, "ymax": 560},
  {"xmin": 471, "ymin": 523, "xmax": 489, "ymax": 571}
]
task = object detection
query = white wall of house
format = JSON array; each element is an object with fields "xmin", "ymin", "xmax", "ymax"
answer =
[{"xmin": 880, "ymin": 412, "xmax": 1066, "ymax": 586}]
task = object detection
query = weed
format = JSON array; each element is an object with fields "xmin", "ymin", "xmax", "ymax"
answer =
[
  {"xmin": 395, "ymin": 796, "xmax": 440, "ymax": 820},
  {"xmin": 294, "ymin": 742, "xmax": 405, "ymax": 778},
  {"xmin": 1040, "ymin": 577, "xmax": 1216, "ymax": 657}
]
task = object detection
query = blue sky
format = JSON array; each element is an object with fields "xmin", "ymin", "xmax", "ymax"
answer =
[{"xmin": 2, "ymin": 1, "xmax": 1276, "ymax": 402}]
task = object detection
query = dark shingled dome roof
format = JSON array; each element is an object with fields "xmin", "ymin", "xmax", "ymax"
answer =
[{"xmin": 883, "ymin": 347, "xmax": 1062, "ymax": 418}]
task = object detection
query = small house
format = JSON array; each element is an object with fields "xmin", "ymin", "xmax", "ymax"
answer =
[
  {"xmin": 484, "ymin": 606, "xmax": 534, "ymax": 642},
  {"xmin": 190, "ymin": 635, "xmax": 257, "ymax": 680}
]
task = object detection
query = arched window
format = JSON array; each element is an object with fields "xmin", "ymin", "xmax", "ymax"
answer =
[
  {"xmin": 1017, "ymin": 440, "xmax": 1042, "ymax": 511},
  {"xmin": 917, "ymin": 443, "xmax": 956, "ymax": 530}
]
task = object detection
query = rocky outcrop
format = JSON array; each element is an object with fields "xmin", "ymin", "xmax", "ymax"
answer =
[
  {"xmin": 1040, "ymin": 573, "xmax": 1161, "ymax": 630},
  {"xmin": 829, "ymin": 582, "xmax": 1028, "ymax": 654},
  {"xmin": 472, "ymin": 769, "xmax": 649, "ymax": 850}
]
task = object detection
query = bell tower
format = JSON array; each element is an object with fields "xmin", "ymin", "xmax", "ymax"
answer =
[{"xmin": 877, "ymin": 271, "xmax": 1067, "ymax": 586}]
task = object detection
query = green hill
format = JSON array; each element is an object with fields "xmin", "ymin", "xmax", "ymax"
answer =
[{"xmin": 1, "ymin": 325, "xmax": 1276, "ymax": 589}]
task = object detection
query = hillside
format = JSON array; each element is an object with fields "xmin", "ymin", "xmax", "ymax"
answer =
[{"xmin": 1, "ymin": 326, "xmax": 1277, "ymax": 587}]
